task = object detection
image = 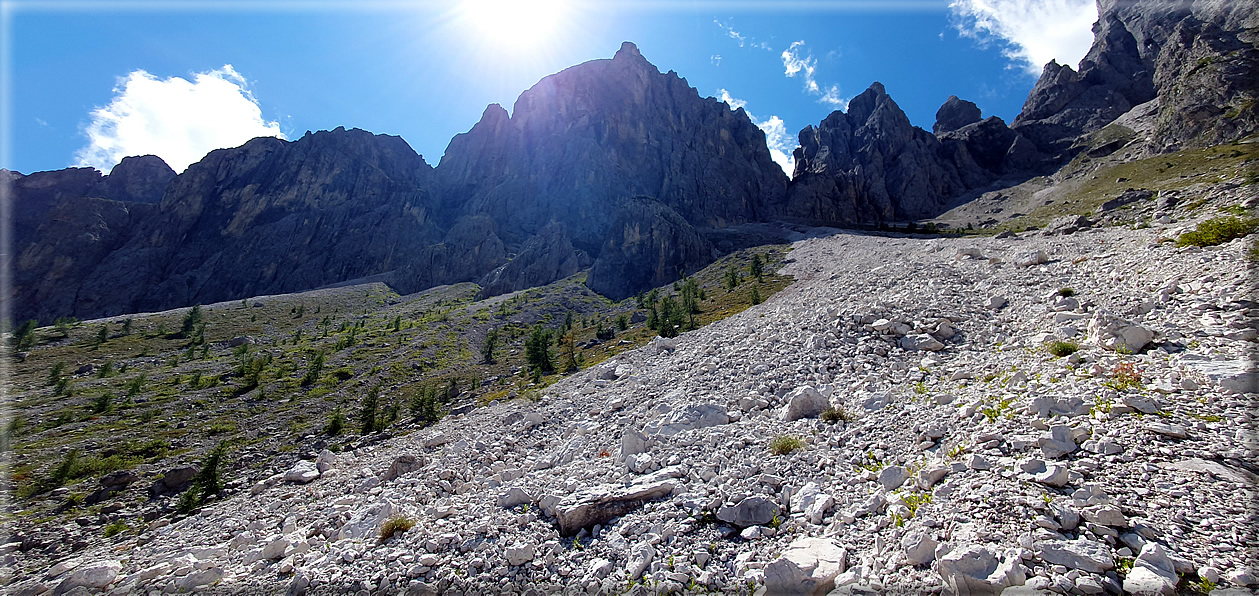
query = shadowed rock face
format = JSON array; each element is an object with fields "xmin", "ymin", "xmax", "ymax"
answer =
[
  {"xmin": 46, "ymin": 127, "xmax": 444, "ymax": 320},
  {"xmin": 933, "ymin": 96, "xmax": 983, "ymax": 135},
  {"xmin": 586, "ymin": 197, "xmax": 713, "ymax": 301},
  {"xmin": 434, "ymin": 41, "xmax": 789, "ymax": 255},
  {"xmin": 477, "ymin": 223, "xmax": 591, "ymax": 299},
  {"xmin": 8, "ymin": 156, "xmax": 175, "ymax": 325},
  {"xmin": 784, "ymin": 83, "xmax": 997, "ymax": 224}
]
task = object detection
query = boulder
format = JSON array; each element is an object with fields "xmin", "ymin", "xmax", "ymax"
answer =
[
  {"xmin": 336, "ymin": 500, "xmax": 394, "ymax": 541},
  {"xmin": 937, "ymin": 546, "xmax": 1025, "ymax": 595},
  {"xmin": 151, "ymin": 466, "xmax": 198, "ymax": 497},
  {"xmin": 1087, "ymin": 313, "xmax": 1154, "ymax": 353},
  {"xmin": 283, "ymin": 460, "xmax": 320, "ymax": 484},
  {"xmin": 645, "ymin": 403, "xmax": 728, "ymax": 436},
  {"xmin": 716, "ymin": 496, "xmax": 780, "ymax": 528},
  {"xmin": 315, "ymin": 449, "xmax": 337, "ymax": 474},
  {"xmin": 52, "ymin": 560, "xmax": 120, "ymax": 594},
  {"xmin": 781, "ymin": 386, "xmax": 828, "ymax": 421},
  {"xmin": 505, "ymin": 544, "xmax": 535, "ymax": 566},
  {"xmin": 555, "ymin": 479, "xmax": 675, "ymax": 536},
  {"xmin": 1035, "ymin": 538, "xmax": 1114, "ymax": 573},
  {"xmin": 1123, "ymin": 543, "xmax": 1178, "ymax": 595},
  {"xmin": 763, "ymin": 537, "xmax": 847, "ymax": 596},
  {"xmin": 381, "ymin": 454, "xmax": 422, "ymax": 482},
  {"xmin": 903, "ymin": 530, "xmax": 938, "ymax": 566},
  {"xmin": 899, "ymin": 333, "xmax": 945, "ymax": 351}
]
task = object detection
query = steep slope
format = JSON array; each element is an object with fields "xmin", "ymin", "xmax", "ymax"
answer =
[
  {"xmin": 14, "ymin": 217, "xmax": 1256, "ymax": 595},
  {"xmin": 783, "ymin": 83, "xmax": 1042, "ymax": 225},
  {"xmin": 435, "ymin": 42, "xmax": 789, "ymax": 298},
  {"xmin": 70, "ymin": 127, "xmax": 443, "ymax": 318},
  {"xmin": 8, "ymin": 156, "xmax": 175, "ymax": 325},
  {"xmin": 1012, "ymin": 0, "xmax": 1258, "ymax": 155}
]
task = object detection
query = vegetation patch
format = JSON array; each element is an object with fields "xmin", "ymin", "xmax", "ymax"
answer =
[{"xmin": 1176, "ymin": 215, "xmax": 1258, "ymax": 247}]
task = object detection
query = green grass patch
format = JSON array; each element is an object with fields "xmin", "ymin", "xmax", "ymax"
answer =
[{"xmin": 1176, "ymin": 216, "xmax": 1258, "ymax": 247}]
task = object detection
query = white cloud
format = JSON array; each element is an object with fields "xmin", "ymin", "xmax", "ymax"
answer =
[
  {"xmin": 717, "ymin": 88, "xmax": 747, "ymax": 111},
  {"xmin": 717, "ymin": 88, "xmax": 795, "ymax": 177},
  {"xmin": 715, "ymin": 20, "xmax": 746, "ymax": 47},
  {"xmin": 75, "ymin": 65, "xmax": 285, "ymax": 174},
  {"xmin": 781, "ymin": 41, "xmax": 816, "ymax": 82},
  {"xmin": 819, "ymin": 84, "xmax": 848, "ymax": 110},
  {"xmin": 949, "ymin": 0, "xmax": 1098, "ymax": 75},
  {"xmin": 711, "ymin": 54, "xmax": 723, "ymax": 66}
]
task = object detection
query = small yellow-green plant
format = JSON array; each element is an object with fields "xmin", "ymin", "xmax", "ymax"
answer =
[
  {"xmin": 981, "ymin": 397, "xmax": 1015, "ymax": 422},
  {"xmin": 1057, "ymin": 287, "xmax": 1076, "ymax": 297},
  {"xmin": 103, "ymin": 520, "xmax": 131, "ymax": 538},
  {"xmin": 769, "ymin": 435, "xmax": 804, "ymax": 456},
  {"xmin": 1046, "ymin": 340, "xmax": 1079, "ymax": 358},
  {"xmin": 379, "ymin": 515, "xmax": 415, "ymax": 542},
  {"xmin": 1176, "ymin": 215, "xmax": 1258, "ymax": 247},
  {"xmin": 946, "ymin": 443, "xmax": 968, "ymax": 460},
  {"xmin": 902, "ymin": 492, "xmax": 933, "ymax": 517}
]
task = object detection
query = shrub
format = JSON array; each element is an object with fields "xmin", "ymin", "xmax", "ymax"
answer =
[
  {"xmin": 616, "ymin": 314, "xmax": 628, "ymax": 331},
  {"xmin": 525, "ymin": 325, "xmax": 554, "ymax": 380},
  {"xmin": 326, "ymin": 408, "xmax": 345, "ymax": 435},
  {"xmin": 481, "ymin": 328, "xmax": 498, "ymax": 364},
  {"xmin": 769, "ymin": 435, "xmax": 804, "ymax": 456},
  {"xmin": 13, "ymin": 319, "xmax": 38, "ymax": 351},
  {"xmin": 1057, "ymin": 287, "xmax": 1075, "ymax": 297},
  {"xmin": 103, "ymin": 520, "xmax": 130, "ymax": 538},
  {"xmin": 48, "ymin": 361, "xmax": 66, "ymax": 387},
  {"xmin": 90, "ymin": 392, "xmax": 113, "ymax": 414},
  {"xmin": 820, "ymin": 406, "xmax": 853, "ymax": 424},
  {"xmin": 360, "ymin": 385, "xmax": 381, "ymax": 434},
  {"xmin": 1046, "ymin": 340, "xmax": 1079, "ymax": 357},
  {"xmin": 409, "ymin": 387, "xmax": 444, "ymax": 425},
  {"xmin": 1176, "ymin": 216, "xmax": 1258, "ymax": 247},
  {"xmin": 301, "ymin": 351, "xmax": 325, "ymax": 386},
  {"xmin": 749, "ymin": 254, "xmax": 764, "ymax": 281},
  {"xmin": 179, "ymin": 304, "xmax": 203, "ymax": 337},
  {"xmin": 94, "ymin": 323, "xmax": 109, "ymax": 346},
  {"xmin": 379, "ymin": 515, "xmax": 415, "ymax": 542},
  {"xmin": 750, "ymin": 286, "xmax": 762, "ymax": 305}
]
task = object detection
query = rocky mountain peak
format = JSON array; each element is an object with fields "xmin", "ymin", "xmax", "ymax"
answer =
[
  {"xmin": 97, "ymin": 154, "xmax": 175, "ymax": 204},
  {"xmin": 933, "ymin": 96, "xmax": 983, "ymax": 135},
  {"xmin": 614, "ymin": 40, "xmax": 643, "ymax": 61}
]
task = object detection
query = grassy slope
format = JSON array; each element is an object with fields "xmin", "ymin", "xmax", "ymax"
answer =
[{"xmin": 3, "ymin": 245, "xmax": 793, "ymax": 531}]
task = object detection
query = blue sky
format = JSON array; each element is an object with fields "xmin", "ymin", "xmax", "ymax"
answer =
[{"xmin": 2, "ymin": 0, "xmax": 1099, "ymax": 177}]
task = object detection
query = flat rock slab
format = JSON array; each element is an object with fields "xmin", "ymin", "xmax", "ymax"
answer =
[
  {"xmin": 1161, "ymin": 458, "xmax": 1259, "ymax": 485},
  {"xmin": 555, "ymin": 479, "xmax": 676, "ymax": 536},
  {"xmin": 1036, "ymin": 539, "xmax": 1114, "ymax": 573}
]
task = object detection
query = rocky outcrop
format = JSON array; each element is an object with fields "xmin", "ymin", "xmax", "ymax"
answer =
[
  {"xmin": 1012, "ymin": 0, "xmax": 1258, "ymax": 155},
  {"xmin": 933, "ymin": 96, "xmax": 983, "ymax": 134},
  {"xmin": 388, "ymin": 216, "xmax": 507, "ymax": 294},
  {"xmin": 70, "ymin": 127, "xmax": 443, "ymax": 318},
  {"xmin": 7, "ymin": 156, "xmax": 174, "ymax": 324},
  {"xmin": 435, "ymin": 42, "xmax": 788, "ymax": 253},
  {"xmin": 585, "ymin": 197, "xmax": 713, "ymax": 300},
  {"xmin": 785, "ymin": 83, "xmax": 1001, "ymax": 224},
  {"xmin": 476, "ymin": 223, "xmax": 590, "ymax": 299}
]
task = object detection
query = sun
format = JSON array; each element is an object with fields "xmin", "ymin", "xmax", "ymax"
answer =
[{"xmin": 458, "ymin": 0, "xmax": 572, "ymax": 50}]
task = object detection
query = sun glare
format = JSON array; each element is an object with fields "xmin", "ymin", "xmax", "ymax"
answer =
[{"xmin": 459, "ymin": 0, "xmax": 571, "ymax": 50}]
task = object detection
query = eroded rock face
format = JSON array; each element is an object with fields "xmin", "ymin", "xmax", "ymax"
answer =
[
  {"xmin": 1012, "ymin": 0, "xmax": 1257, "ymax": 155},
  {"xmin": 784, "ymin": 83, "xmax": 1020, "ymax": 225},
  {"xmin": 585, "ymin": 197, "xmax": 713, "ymax": 300},
  {"xmin": 477, "ymin": 223, "xmax": 591, "ymax": 299},
  {"xmin": 933, "ymin": 96, "xmax": 983, "ymax": 135},
  {"xmin": 435, "ymin": 41, "xmax": 788, "ymax": 254}
]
